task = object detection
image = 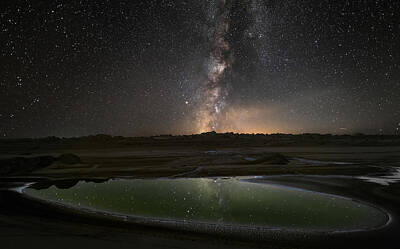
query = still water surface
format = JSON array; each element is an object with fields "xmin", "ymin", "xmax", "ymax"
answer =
[{"xmin": 24, "ymin": 178, "xmax": 388, "ymax": 231}]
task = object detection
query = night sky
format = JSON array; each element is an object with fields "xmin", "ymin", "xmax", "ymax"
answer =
[{"xmin": 1, "ymin": 0, "xmax": 399, "ymax": 138}]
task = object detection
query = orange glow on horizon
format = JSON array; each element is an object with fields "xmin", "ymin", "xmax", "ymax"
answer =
[{"xmin": 194, "ymin": 104, "xmax": 288, "ymax": 135}]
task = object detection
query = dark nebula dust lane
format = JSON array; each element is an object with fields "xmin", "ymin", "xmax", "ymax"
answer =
[
  {"xmin": 196, "ymin": 0, "xmax": 235, "ymax": 133},
  {"xmin": 0, "ymin": 0, "xmax": 399, "ymax": 137}
]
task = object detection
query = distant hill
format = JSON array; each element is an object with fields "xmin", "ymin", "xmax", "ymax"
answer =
[{"xmin": 0, "ymin": 132, "xmax": 399, "ymax": 154}]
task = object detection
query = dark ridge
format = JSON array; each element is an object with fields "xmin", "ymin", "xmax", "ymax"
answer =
[
  {"xmin": 0, "ymin": 156, "xmax": 56, "ymax": 176},
  {"xmin": 0, "ymin": 133, "xmax": 399, "ymax": 154}
]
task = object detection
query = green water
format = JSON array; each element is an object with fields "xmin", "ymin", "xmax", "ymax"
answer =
[{"xmin": 24, "ymin": 178, "xmax": 387, "ymax": 231}]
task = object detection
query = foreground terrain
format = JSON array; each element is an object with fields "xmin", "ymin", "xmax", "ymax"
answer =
[{"xmin": 0, "ymin": 133, "xmax": 399, "ymax": 249}]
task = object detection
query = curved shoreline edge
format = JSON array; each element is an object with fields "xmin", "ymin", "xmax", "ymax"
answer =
[{"xmin": 17, "ymin": 178, "xmax": 392, "ymax": 241}]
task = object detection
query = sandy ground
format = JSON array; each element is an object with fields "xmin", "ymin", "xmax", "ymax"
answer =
[
  {"xmin": 2, "ymin": 146, "xmax": 400, "ymax": 179},
  {"xmin": 0, "ymin": 145, "xmax": 400, "ymax": 249}
]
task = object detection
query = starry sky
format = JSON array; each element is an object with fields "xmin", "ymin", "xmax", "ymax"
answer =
[{"xmin": 1, "ymin": 0, "xmax": 399, "ymax": 138}]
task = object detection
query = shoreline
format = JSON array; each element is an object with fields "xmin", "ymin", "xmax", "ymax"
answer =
[{"xmin": 18, "ymin": 177, "xmax": 391, "ymax": 236}]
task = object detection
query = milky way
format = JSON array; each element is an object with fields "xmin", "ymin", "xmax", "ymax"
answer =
[{"xmin": 196, "ymin": 0, "xmax": 234, "ymax": 133}]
